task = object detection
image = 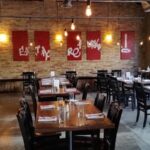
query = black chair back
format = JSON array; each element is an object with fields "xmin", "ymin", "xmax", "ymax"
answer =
[
  {"xmin": 96, "ymin": 95, "xmax": 106, "ymax": 112},
  {"xmin": 97, "ymin": 70, "xmax": 108, "ymax": 74},
  {"xmin": 111, "ymin": 70, "xmax": 122, "ymax": 77},
  {"xmin": 29, "ymin": 85, "xmax": 37, "ymax": 118},
  {"xmin": 22, "ymin": 72, "xmax": 35, "ymax": 86},
  {"xmin": 94, "ymin": 92, "xmax": 100, "ymax": 106},
  {"xmin": 82, "ymin": 83, "xmax": 90, "ymax": 100},
  {"xmin": 19, "ymin": 98, "xmax": 34, "ymax": 133},
  {"xmin": 66, "ymin": 71, "xmax": 77, "ymax": 87},
  {"xmin": 104, "ymin": 102, "xmax": 122, "ymax": 150},
  {"xmin": 97, "ymin": 73, "xmax": 108, "ymax": 93},
  {"xmin": 134, "ymin": 82, "xmax": 147, "ymax": 107},
  {"xmin": 17, "ymin": 109, "xmax": 34, "ymax": 150}
]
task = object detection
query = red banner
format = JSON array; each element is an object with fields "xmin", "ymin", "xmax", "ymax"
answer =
[
  {"xmin": 120, "ymin": 31, "xmax": 135, "ymax": 60},
  {"xmin": 34, "ymin": 31, "xmax": 50, "ymax": 61},
  {"xmin": 86, "ymin": 31, "xmax": 101, "ymax": 60},
  {"xmin": 12, "ymin": 31, "xmax": 29, "ymax": 61},
  {"xmin": 67, "ymin": 31, "xmax": 82, "ymax": 61}
]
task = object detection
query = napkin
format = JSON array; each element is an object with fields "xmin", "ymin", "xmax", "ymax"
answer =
[
  {"xmin": 75, "ymin": 101, "xmax": 90, "ymax": 105},
  {"xmin": 85, "ymin": 113, "xmax": 104, "ymax": 120},
  {"xmin": 39, "ymin": 89, "xmax": 51, "ymax": 94},
  {"xmin": 66, "ymin": 88, "xmax": 76, "ymax": 92},
  {"xmin": 38, "ymin": 116, "xmax": 57, "ymax": 122},
  {"xmin": 40, "ymin": 105, "xmax": 55, "ymax": 110}
]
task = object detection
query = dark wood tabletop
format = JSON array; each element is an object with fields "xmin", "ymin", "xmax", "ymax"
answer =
[{"xmin": 35, "ymin": 100, "xmax": 114, "ymax": 134}]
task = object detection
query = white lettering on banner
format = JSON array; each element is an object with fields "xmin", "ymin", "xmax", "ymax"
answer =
[
  {"xmin": 35, "ymin": 45, "xmax": 50, "ymax": 61},
  {"xmin": 19, "ymin": 46, "xmax": 29, "ymax": 56},
  {"xmin": 121, "ymin": 34, "xmax": 131, "ymax": 53},
  {"xmin": 67, "ymin": 40, "xmax": 81, "ymax": 58},
  {"xmin": 87, "ymin": 39, "xmax": 101, "ymax": 51}
]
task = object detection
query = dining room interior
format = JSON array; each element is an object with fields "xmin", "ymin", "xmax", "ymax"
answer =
[{"xmin": 0, "ymin": 0, "xmax": 150, "ymax": 150}]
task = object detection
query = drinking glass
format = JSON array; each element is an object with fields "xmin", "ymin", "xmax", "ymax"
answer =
[
  {"xmin": 58, "ymin": 106, "xmax": 66, "ymax": 124},
  {"xmin": 77, "ymin": 104, "xmax": 85, "ymax": 126},
  {"xmin": 69, "ymin": 92, "xmax": 74, "ymax": 101}
]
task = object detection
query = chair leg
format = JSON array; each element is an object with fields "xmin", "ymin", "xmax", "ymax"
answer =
[
  {"xmin": 143, "ymin": 111, "xmax": 147, "ymax": 128},
  {"xmin": 136, "ymin": 109, "xmax": 140, "ymax": 122},
  {"xmin": 131, "ymin": 96, "xmax": 135, "ymax": 111}
]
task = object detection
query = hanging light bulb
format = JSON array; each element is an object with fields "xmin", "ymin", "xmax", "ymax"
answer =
[
  {"xmin": 140, "ymin": 41, "xmax": 143, "ymax": 46},
  {"xmin": 71, "ymin": 19, "xmax": 75, "ymax": 30},
  {"xmin": 148, "ymin": 35, "xmax": 150, "ymax": 41},
  {"xmin": 64, "ymin": 28, "xmax": 68, "ymax": 37},
  {"xmin": 85, "ymin": 0, "xmax": 92, "ymax": 17}
]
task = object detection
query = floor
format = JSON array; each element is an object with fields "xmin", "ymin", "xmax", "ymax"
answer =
[{"xmin": 0, "ymin": 92, "xmax": 150, "ymax": 150}]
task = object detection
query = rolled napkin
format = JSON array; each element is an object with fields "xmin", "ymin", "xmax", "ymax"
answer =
[
  {"xmin": 85, "ymin": 113, "xmax": 104, "ymax": 119},
  {"xmin": 74, "ymin": 101, "xmax": 90, "ymax": 105},
  {"xmin": 40, "ymin": 105, "xmax": 55, "ymax": 110},
  {"xmin": 39, "ymin": 89, "xmax": 51, "ymax": 94},
  {"xmin": 66, "ymin": 88, "xmax": 77, "ymax": 92},
  {"xmin": 38, "ymin": 116, "xmax": 57, "ymax": 122}
]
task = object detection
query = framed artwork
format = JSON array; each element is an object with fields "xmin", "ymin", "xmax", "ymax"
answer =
[
  {"xmin": 86, "ymin": 31, "xmax": 101, "ymax": 60},
  {"xmin": 120, "ymin": 31, "xmax": 135, "ymax": 60},
  {"xmin": 12, "ymin": 31, "xmax": 29, "ymax": 61},
  {"xmin": 34, "ymin": 31, "xmax": 50, "ymax": 61},
  {"xmin": 67, "ymin": 31, "xmax": 82, "ymax": 61}
]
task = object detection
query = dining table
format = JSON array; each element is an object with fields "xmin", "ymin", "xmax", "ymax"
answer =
[
  {"xmin": 35, "ymin": 100, "xmax": 114, "ymax": 150},
  {"xmin": 38, "ymin": 86, "xmax": 80, "ymax": 98},
  {"xmin": 39, "ymin": 76, "xmax": 71, "ymax": 87}
]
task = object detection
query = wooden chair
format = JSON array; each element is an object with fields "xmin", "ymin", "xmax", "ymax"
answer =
[
  {"xmin": 29, "ymin": 85, "xmax": 38, "ymax": 118},
  {"xmin": 134, "ymin": 82, "xmax": 150, "ymax": 127},
  {"xmin": 16, "ymin": 108, "xmax": 61, "ymax": 150},
  {"xmin": 22, "ymin": 72, "xmax": 35, "ymax": 93},
  {"xmin": 111, "ymin": 70, "xmax": 122, "ymax": 77},
  {"xmin": 66, "ymin": 71, "xmax": 78, "ymax": 87},
  {"xmin": 94, "ymin": 92, "xmax": 106, "ymax": 112},
  {"xmin": 100, "ymin": 102, "xmax": 123, "ymax": 150},
  {"xmin": 82, "ymin": 82, "xmax": 90, "ymax": 100},
  {"xmin": 122, "ymin": 82, "xmax": 136, "ymax": 110},
  {"xmin": 97, "ymin": 73, "xmax": 108, "ymax": 94}
]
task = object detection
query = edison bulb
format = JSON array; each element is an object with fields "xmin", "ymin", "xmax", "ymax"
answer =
[{"xmin": 86, "ymin": 5, "xmax": 92, "ymax": 17}]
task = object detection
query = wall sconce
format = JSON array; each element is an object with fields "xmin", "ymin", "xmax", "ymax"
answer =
[
  {"xmin": 116, "ymin": 42, "xmax": 120, "ymax": 46},
  {"xmin": 85, "ymin": 0, "xmax": 92, "ymax": 17},
  {"xmin": 76, "ymin": 35, "xmax": 80, "ymax": 41},
  {"xmin": 55, "ymin": 33, "xmax": 63, "ymax": 43},
  {"xmin": 148, "ymin": 36, "xmax": 150, "ymax": 41},
  {"xmin": 0, "ymin": 33, "xmax": 8, "ymax": 43},
  {"xmin": 71, "ymin": 19, "xmax": 75, "ymax": 30},
  {"xmin": 104, "ymin": 33, "xmax": 113, "ymax": 43},
  {"xmin": 64, "ymin": 28, "xmax": 68, "ymax": 37},
  {"xmin": 29, "ymin": 42, "xmax": 33, "ymax": 47}
]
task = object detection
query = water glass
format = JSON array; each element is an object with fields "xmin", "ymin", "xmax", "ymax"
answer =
[
  {"xmin": 69, "ymin": 92, "xmax": 74, "ymax": 101},
  {"xmin": 58, "ymin": 106, "xmax": 66, "ymax": 124},
  {"xmin": 77, "ymin": 104, "xmax": 85, "ymax": 126}
]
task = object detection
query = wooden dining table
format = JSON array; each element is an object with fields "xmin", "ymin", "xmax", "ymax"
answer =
[
  {"xmin": 39, "ymin": 77, "xmax": 70, "ymax": 87},
  {"xmin": 35, "ymin": 100, "xmax": 114, "ymax": 150},
  {"xmin": 38, "ymin": 87, "xmax": 80, "ymax": 99}
]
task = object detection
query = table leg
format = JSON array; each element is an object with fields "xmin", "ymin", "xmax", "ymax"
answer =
[{"xmin": 69, "ymin": 131, "xmax": 72, "ymax": 150}]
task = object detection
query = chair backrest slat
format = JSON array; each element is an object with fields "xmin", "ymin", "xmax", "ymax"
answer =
[{"xmin": 104, "ymin": 102, "xmax": 123, "ymax": 150}]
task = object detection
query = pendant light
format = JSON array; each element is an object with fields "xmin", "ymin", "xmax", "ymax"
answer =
[
  {"xmin": 71, "ymin": 18, "xmax": 75, "ymax": 30},
  {"xmin": 85, "ymin": 0, "xmax": 92, "ymax": 17}
]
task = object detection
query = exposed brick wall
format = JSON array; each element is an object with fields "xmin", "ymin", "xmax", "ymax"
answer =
[
  {"xmin": 0, "ymin": 0, "xmax": 144, "ymax": 78},
  {"xmin": 140, "ymin": 13, "xmax": 150, "ymax": 69}
]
